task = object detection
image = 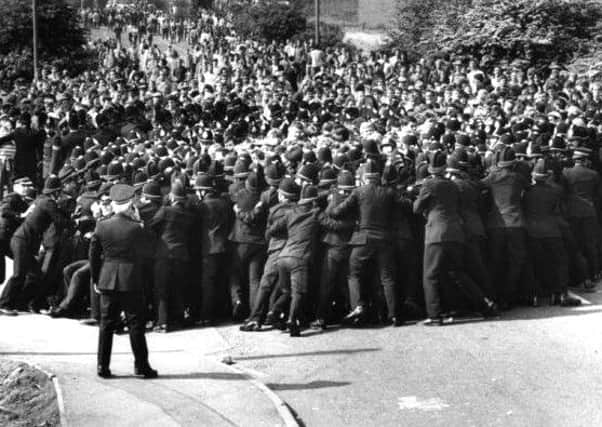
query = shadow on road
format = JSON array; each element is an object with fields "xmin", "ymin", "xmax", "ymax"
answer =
[
  {"xmin": 266, "ymin": 380, "xmax": 351, "ymax": 391},
  {"xmin": 234, "ymin": 347, "xmax": 380, "ymax": 361},
  {"xmin": 113, "ymin": 372, "xmax": 246, "ymax": 380}
]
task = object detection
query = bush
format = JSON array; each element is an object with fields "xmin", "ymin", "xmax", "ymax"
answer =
[
  {"xmin": 230, "ymin": 1, "xmax": 307, "ymax": 43},
  {"xmin": 390, "ymin": 0, "xmax": 602, "ymax": 68}
]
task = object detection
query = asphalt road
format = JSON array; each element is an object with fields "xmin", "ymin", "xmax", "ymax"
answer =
[{"xmin": 214, "ymin": 290, "xmax": 602, "ymax": 427}]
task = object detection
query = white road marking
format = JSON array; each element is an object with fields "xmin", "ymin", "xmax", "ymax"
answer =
[{"xmin": 398, "ymin": 396, "xmax": 450, "ymax": 411}]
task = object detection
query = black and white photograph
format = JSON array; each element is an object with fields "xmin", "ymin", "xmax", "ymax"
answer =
[{"xmin": 0, "ymin": 0, "xmax": 601, "ymax": 425}]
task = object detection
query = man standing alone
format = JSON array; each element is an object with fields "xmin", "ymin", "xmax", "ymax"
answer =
[{"xmin": 90, "ymin": 184, "xmax": 158, "ymax": 379}]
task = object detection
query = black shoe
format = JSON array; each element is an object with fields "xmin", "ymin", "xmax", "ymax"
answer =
[
  {"xmin": 232, "ymin": 301, "xmax": 244, "ymax": 322},
  {"xmin": 483, "ymin": 299, "xmax": 500, "ymax": 318},
  {"xmin": 79, "ymin": 318, "xmax": 98, "ymax": 326},
  {"xmin": 310, "ymin": 318, "xmax": 327, "ymax": 330},
  {"xmin": 267, "ymin": 311, "xmax": 286, "ymax": 330},
  {"xmin": 134, "ymin": 365, "xmax": 158, "ymax": 379},
  {"xmin": 97, "ymin": 366, "xmax": 113, "ymax": 379},
  {"xmin": 0, "ymin": 307, "xmax": 18, "ymax": 316},
  {"xmin": 342, "ymin": 306, "xmax": 365, "ymax": 326},
  {"xmin": 422, "ymin": 317, "xmax": 443, "ymax": 326},
  {"xmin": 287, "ymin": 320, "xmax": 301, "ymax": 337},
  {"xmin": 560, "ymin": 293, "xmax": 582, "ymax": 307},
  {"xmin": 240, "ymin": 321, "xmax": 261, "ymax": 332},
  {"xmin": 49, "ymin": 307, "xmax": 69, "ymax": 318},
  {"xmin": 27, "ymin": 301, "xmax": 39, "ymax": 314},
  {"xmin": 391, "ymin": 316, "xmax": 404, "ymax": 327},
  {"xmin": 153, "ymin": 324, "xmax": 169, "ymax": 333}
]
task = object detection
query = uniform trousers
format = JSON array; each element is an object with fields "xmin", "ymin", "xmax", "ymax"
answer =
[
  {"xmin": 527, "ymin": 237, "xmax": 564, "ymax": 295},
  {"xmin": 200, "ymin": 254, "xmax": 225, "ymax": 321},
  {"xmin": 59, "ymin": 260, "xmax": 91, "ymax": 311},
  {"xmin": 272, "ymin": 256, "xmax": 308, "ymax": 323},
  {"xmin": 316, "ymin": 245, "xmax": 349, "ymax": 320},
  {"xmin": 248, "ymin": 251, "xmax": 281, "ymax": 323},
  {"xmin": 154, "ymin": 258, "xmax": 188, "ymax": 326},
  {"xmin": 229, "ymin": 243, "xmax": 266, "ymax": 310},
  {"xmin": 423, "ymin": 242, "xmax": 487, "ymax": 318},
  {"xmin": 569, "ymin": 217, "xmax": 599, "ymax": 280},
  {"xmin": 348, "ymin": 241, "xmax": 399, "ymax": 319},
  {"xmin": 0, "ymin": 236, "xmax": 39, "ymax": 309},
  {"xmin": 487, "ymin": 227, "xmax": 527, "ymax": 304},
  {"xmin": 98, "ymin": 290, "xmax": 149, "ymax": 370},
  {"xmin": 464, "ymin": 235, "xmax": 495, "ymax": 299}
]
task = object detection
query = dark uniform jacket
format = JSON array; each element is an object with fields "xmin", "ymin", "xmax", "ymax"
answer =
[
  {"xmin": 89, "ymin": 213, "xmax": 145, "ymax": 292},
  {"xmin": 0, "ymin": 193, "xmax": 28, "ymax": 242},
  {"xmin": 229, "ymin": 188, "xmax": 266, "ymax": 245},
  {"xmin": 137, "ymin": 200, "xmax": 162, "ymax": 259},
  {"xmin": 413, "ymin": 176, "xmax": 465, "ymax": 244},
  {"xmin": 271, "ymin": 204, "xmax": 321, "ymax": 261},
  {"xmin": 452, "ymin": 175, "xmax": 487, "ymax": 239},
  {"xmin": 150, "ymin": 202, "xmax": 198, "ymax": 261},
  {"xmin": 0, "ymin": 127, "xmax": 43, "ymax": 180},
  {"xmin": 482, "ymin": 166, "xmax": 528, "ymax": 229},
  {"xmin": 197, "ymin": 194, "xmax": 231, "ymax": 256},
  {"xmin": 264, "ymin": 202, "xmax": 294, "ymax": 255},
  {"xmin": 320, "ymin": 191, "xmax": 355, "ymax": 247},
  {"xmin": 328, "ymin": 183, "xmax": 396, "ymax": 245},
  {"xmin": 562, "ymin": 163, "xmax": 601, "ymax": 219},
  {"xmin": 523, "ymin": 181, "xmax": 562, "ymax": 238},
  {"xmin": 14, "ymin": 195, "xmax": 69, "ymax": 247}
]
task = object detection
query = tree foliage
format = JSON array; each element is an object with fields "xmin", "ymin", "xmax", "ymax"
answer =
[
  {"xmin": 0, "ymin": 0, "xmax": 88, "ymax": 56},
  {"xmin": 390, "ymin": 0, "xmax": 602, "ymax": 67},
  {"xmin": 230, "ymin": 1, "xmax": 308, "ymax": 43}
]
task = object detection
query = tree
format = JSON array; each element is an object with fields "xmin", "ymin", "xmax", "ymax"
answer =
[
  {"xmin": 389, "ymin": 0, "xmax": 602, "ymax": 67},
  {"xmin": 230, "ymin": 1, "xmax": 307, "ymax": 43},
  {"xmin": 0, "ymin": 0, "xmax": 88, "ymax": 56},
  {"xmin": 439, "ymin": 0, "xmax": 602, "ymax": 66}
]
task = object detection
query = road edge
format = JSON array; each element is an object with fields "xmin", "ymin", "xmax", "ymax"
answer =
[
  {"xmin": 27, "ymin": 362, "xmax": 69, "ymax": 427},
  {"xmin": 221, "ymin": 361, "xmax": 300, "ymax": 427}
]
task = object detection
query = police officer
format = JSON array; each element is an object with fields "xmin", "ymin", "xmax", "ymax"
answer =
[
  {"xmin": 89, "ymin": 184, "xmax": 157, "ymax": 379},
  {"xmin": 0, "ymin": 176, "xmax": 69, "ymax": 315}
]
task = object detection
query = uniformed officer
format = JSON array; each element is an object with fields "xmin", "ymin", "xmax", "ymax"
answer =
[
  {"xmin": 563, "ymin": 146, "xmax": 601, "ymax": 291},
  {"xmin": 414, "ymin": 152, "xmax": 497, "ymax": 325},
  {"xmin": 89, "ymin": 184, "xmax": 157, "ymax": 379},
  {"xmin": 0, "ymin": 176, "xmax": 69, "ymax": 315},
  {"xmin": 328, "ymin": 159, "xmax": 402, "ymax": 327}
]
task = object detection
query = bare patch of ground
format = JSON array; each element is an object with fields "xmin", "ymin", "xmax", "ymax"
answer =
[{"xmin": 0, "ymin": 359, "xmax": 59, "ymax": 427}]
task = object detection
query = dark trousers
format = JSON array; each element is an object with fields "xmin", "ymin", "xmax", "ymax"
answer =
[
  {"xmin": 229, "ymin": 243, "xmax": 265, "ymax": 310},
  {"xmin": 272, "ymin": 256, "xmax": 307, "ymax": 323},
  {"xmin": 395, "ymin": 238, "xmax": 421, "ymax": 305},
  {"xmin": 249, "ymin": 251, "xmax": 280, "ymax": 323},
  {"xmin": 98, "ymin": 291, "xmax": 149, "ymax": 370},
  {"xmin": 0, "ymin": 236, "xmax": 38, "ymax": 309},
  {"xmin": 316, "ymin": 245, "xmax": 349, "ymax": 320},
  {"xmin": 154, "ymin": 258, "xmax": 188, "ymax": 326},
  {"xmin": 348, "ymin": 242, "xmax": 399, "ymax": 319},
  {"xmin": 528, "ymin": 237, "xmax": 564, "ymax": 295},
  {"xmin": 569, "ymin": 217, "xmax": 599, "ymax": 280},
  {"xmin": 487, "ymin": 228, "xmax": 527, "ymax": 304},
  {"xmin": 464, "ymin": 236, "xmax": 495, "ymax": 299},
  {"xmin": 560, "ymin": 223, "xmax": 586, "ymax": 287},
  {"xmin": 59, "ymin": 260, "xmax": 91, "ymax": 311},
  {"xmin": 200, "ymin": 254, "xmax": 224, "ymax": 321},
  {"xmin": 423, "ymin": 242, "xmax": 487, "ymax": 318}
]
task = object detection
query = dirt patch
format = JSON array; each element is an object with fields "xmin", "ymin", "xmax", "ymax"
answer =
[{"xmin": 0, "ymin": 359, "xmax": 60, "ymax": 427}]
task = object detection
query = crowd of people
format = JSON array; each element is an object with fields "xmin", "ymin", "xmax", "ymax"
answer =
[{"xmin": 0, "ymin": 5, "xmax": 601, "ymax": 339}]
